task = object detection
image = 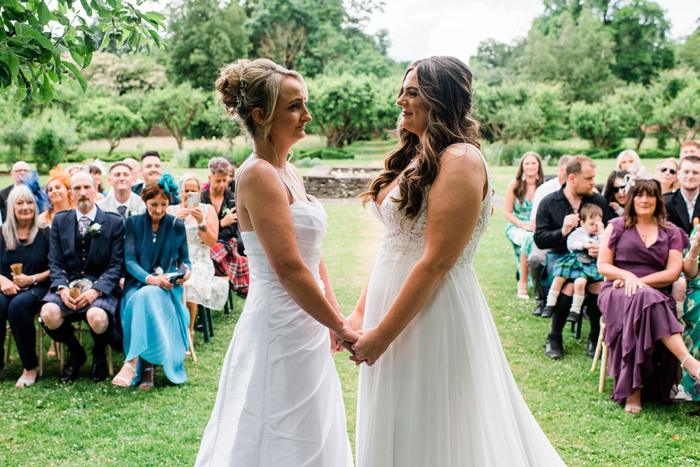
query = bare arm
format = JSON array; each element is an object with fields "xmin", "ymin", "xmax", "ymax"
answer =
[
  {"xmin": 639, "ymin": 250, "xmax": 682, "ymax": 288},
  {"xmin": 199, "ymin": 205, "xmax": 219, "ymax": 248},
  {"xmin": 352, "ymin": 145, "xmax": 487, "ymax": 365},
  {"xmin": 684, "ymin": 230, "xmax": 700, "ymax": 279},
  {"xmin": 503, "ymin": 180, "xmax": 523, "ymax": 226},
  {"xmin": 239, "ymin": 160, "xmax": 358, "ymax": 342}
]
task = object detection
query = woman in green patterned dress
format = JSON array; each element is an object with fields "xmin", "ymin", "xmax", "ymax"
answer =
[
  {"xmin": 682, "ymin": 226, "xmax": 700, "ymax": 400},
  {"xmin": 504, "ymin": 152, "xmax": 544, "ymax": 299}
]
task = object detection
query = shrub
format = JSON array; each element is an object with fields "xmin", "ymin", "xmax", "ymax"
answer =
[
  {"xmin": 298, "ymin": 147, "xmax": 354, "ymax": 160},
  {"xmin": 188, "ymin": 147, "xmax": 225, "ymax": 168},
  {"xmin": 31, "ymin": 110, "xmax": 81, "ymax": 174},
  {"xmin": 293, "ymin": 157, "xmax": 324, "ymax": 169}
]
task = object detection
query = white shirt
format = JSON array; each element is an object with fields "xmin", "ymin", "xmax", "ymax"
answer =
[
  {"xmin": 75, "ymin": 205, "xmax": 97, "ymax": 223},
  {"xmin": 681, "ymin": 189, "xmax": 699, "ymax": 224},
  {"xmin": 530, "ymin": 178, "xmax": 561, "ymax": 223}
]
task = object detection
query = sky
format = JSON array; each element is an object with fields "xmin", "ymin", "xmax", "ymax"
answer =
[{"xmin": 363, "ymin": 0, "xmax": 700, "ymax": 65}]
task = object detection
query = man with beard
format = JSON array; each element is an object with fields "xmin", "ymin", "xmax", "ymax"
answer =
[
  {"xmin": 534, "ymin": 155, "xmax": 613, "ymax": 360},
  {"xmin": 40, "ymin": 172, "xmax": 125, "ymax": 382}
]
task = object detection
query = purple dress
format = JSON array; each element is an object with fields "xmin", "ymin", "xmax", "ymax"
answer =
[{"xmin": 598, "ymin": 217, "xmax": 688, "ymax": 404}]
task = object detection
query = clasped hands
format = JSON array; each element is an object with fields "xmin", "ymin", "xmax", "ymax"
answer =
[
  {"xmin": 59, "ymin": 287, "xmax": 101, "ymax": 310},
  {"xmin": 330, "ymin": 312, "xmax": 389, "ymax": 366}
]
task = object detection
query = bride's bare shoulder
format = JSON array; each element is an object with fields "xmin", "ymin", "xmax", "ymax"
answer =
[{"xmin": 439, "ymin": 143, "xmax": 485, "ymax": 179}]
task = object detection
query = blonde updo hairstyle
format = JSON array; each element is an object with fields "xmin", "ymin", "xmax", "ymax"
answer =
[{"xmin": 215, "ymin": 59, "xmax": 306, "ymax": 160}]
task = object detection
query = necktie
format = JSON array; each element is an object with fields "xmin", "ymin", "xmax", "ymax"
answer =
[
  {"xmin": 117, "ymin": 205, "xmax": 128, "ymax": 219},
  {"xmin": 79, "ymin": 216, "xmax": 90, "ymax": 237}
]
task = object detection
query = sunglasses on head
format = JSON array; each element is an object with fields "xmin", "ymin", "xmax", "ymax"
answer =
[{"xmin": 659, "ymin": 167, "xmax": 677, "ymax": 175}]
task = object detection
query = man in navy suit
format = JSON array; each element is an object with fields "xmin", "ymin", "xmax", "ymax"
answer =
[{"xmin": 40, "ymin": 172, "xmax": 125, "ymax": 383}]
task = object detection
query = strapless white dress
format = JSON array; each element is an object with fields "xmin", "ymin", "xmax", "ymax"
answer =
[
  {"xmin": 195, "ymin": 184, "xmax": 353, "ymax": 466},
  {"xmin": 356, "ymin": 147, "xmax": 565, "ymax": 466}
]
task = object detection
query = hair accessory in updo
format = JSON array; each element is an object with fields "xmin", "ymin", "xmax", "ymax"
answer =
[
  {"xmin": 158, "ymin": 173, "xmax": 179, "ymax": 196},
  {"xmin": 235, "ymin": 67, "xmax": 248, "ymax": 115}
]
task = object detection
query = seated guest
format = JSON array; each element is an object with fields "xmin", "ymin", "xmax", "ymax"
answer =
[
  {"xmin": 131, "ymin": 151, "xmax": 180, "ymax": 205},
  {"xmin": 97, "ymin": 162, "xmax": 146, "ymax": 220},
  {"xmin": 226, "ymin": 162, "xmax": 236, "ymax": 192},
  {"xmin": 169, "ymin": 174, "xmax": 228, "ymax": 345},
  {"xmin": 602, "ymin": 170, "xmax": 629, "ymax": 217},
  {"xmin": 201, "ymin": 157, "xmax": 249, "ymax": 298},
  {"xmin": 680, "ymin": 140, "xmax": 700, "ymax": 159},
  {"xmin": 0, "ymin": 161, "xmax": 31, "ymax": 222},
  {"xmin": 504, "ymin": 152, "xmax": 543, "ymax": 299},
  {"xmin": 122, "ymin": 158, "xmax": 142, "ymax": 195},
  {"xmin": 39, "ymin": 167, "xmax": 75, "ymax": 225},
  {"xmin": 112, "ymin": 176, "xmax": 191, "ymax": 389},
  {"xmin": 655, "ymin": 158, "xmax": 679, "ymax": 194},
  {"xmin": 681, "ymin": 226, "xmax": 700, "ymax": 401},
  {"xmin": 528, "ymin": 155, "xmax": 571, "ymax": 316},
  {"xmin": 616, "ymin": 149, "xmax": 642, "ymax": 173},
  {"xmin": 40, "ymin": 172, "xmax": 125, "ymax": 383},
  {"xmin": 597, "ymin": 178, "xmax": 700, "ymax": 413},
  {"xmin": 534, "ymin": 155, "xmax": 613, "ymax": 359},
  {"xmin": 663, "ymin": 155, "xmax": 700, "ymax": 236},
  {"xmin": 0, "ymin": 186, "xmax": 51, "ymax": 387},
  {"xmin": 89, "ymin": 165, "xmax": 106, "ymax": 199}
]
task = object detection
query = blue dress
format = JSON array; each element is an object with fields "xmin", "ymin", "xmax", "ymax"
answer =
[{"xmin": 121, "ymin": 212, "xmax": 191, "ymax": 385}]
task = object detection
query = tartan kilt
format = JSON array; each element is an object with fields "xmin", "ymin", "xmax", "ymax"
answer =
[
  {"xmin": 210, "ymin": 238, "xmax": 249, "ymax": 294},
  {"xmin": 552, "ymin": 252, "xmax": 604, "ymax": 282}
]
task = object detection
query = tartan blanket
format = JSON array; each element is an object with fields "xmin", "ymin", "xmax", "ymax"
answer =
[{"xmin": 210, "ymin": 239, "xmax": 249, "ymax": 293}]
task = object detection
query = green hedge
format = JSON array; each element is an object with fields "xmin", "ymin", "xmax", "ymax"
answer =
[
  {"xmin": 298, "ymin": 147, "xmax": 354, "ymax": 160},
  {"xmin": 494, "ymin": 142, "xmax": 681, "ymax": 166}
]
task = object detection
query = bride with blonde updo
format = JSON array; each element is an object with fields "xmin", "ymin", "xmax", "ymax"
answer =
[{"xmin": 195, "ymin": 59, "xmax": 355, "ymax": 466}]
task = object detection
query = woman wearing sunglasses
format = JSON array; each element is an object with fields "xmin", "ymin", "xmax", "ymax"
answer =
[
  {"xmin": 603, "ymin": 170, "xmax": 630, "ymax": 217},
  {"xmin": 656, "ymin": 158, "xmax": 680, "ymax": 194}
]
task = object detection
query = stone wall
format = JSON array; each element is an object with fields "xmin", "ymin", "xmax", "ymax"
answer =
[{"xmin": 304, "ymin": 165, "xmax": 379, "ymax": 198}]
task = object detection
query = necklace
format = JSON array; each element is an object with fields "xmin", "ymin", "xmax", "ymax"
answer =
[{"xmin": 151, "ymin": 230, "xmax": 157, "ymax": 243}]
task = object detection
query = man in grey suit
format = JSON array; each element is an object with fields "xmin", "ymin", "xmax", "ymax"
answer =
[{"xmin": 97, "ymin": 162, "xmax": 146, "ymax": 219}]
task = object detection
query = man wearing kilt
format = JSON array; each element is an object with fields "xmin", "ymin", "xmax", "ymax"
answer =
[{"xmin": 40, "ymin": 172, "xmax": 125, "ymax": 383}]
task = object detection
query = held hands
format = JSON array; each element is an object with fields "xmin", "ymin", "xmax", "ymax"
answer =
[
  {"xmin": 561, "ymin": 213, "xmax": 580, "ymax": 237},
  {"xmin": 351, "ymin": 327, "xmax": 390, "ymax": 366}
]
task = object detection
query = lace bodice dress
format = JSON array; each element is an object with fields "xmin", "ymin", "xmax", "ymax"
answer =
[{"xmin": 356, "ymin": 147, "xmax": 565, "ymax": 466}]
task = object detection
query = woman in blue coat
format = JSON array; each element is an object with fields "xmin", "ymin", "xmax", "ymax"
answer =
[{"xmin": 112, "ymin": 175, "xmax": 191, "ymax": 389}]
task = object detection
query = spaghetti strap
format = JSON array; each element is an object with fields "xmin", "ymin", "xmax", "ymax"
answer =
[{"xmin": 235, "ymin": 158, "xmax": 300, "ymax": 204}]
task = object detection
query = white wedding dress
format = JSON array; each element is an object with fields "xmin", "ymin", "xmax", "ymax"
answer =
[
  {"xmin": 356, "ymin": 148, "xmax": 565, "ymax": 466},
  {"xmin": 195, "ymin": 167, "xmax": 353, "ymax": 467}
]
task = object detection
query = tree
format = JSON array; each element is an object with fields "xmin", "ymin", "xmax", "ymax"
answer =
[
  {"xmin": 31, "ymin": 109, "xmax": 80, "ymax": 173},
  {"xmin": 306, "ymin": 74, "xmax": 378, "ymax": 148},
  {"xmin": 142, "ymin": 84, "xmax": 208, "ymax": 150},
  {"xmin": 608, "ymin": 1, "xmax": 675, "ymax": 84},
  {"xmin": 0, "ymin": 0, "xmax": 166, "ymax": 102},
  {"xmin": 615, "ymin": 84, "xmax": 654, "ymax": 150},
  {"xmin": 520, "ymin": 9, "xmax": 621, "ymax": 102},
  {"xmin": 469, "ymin": 38, "xmax": 524, "ymax": 86},
  {"xmin": 76, "ymin": 97, "xmax": 142, "ymax": 156},
  {"xmin": 678, "ymin": 25, "xmax": 700, "ymax": 70},
  {"xmin": 167, "ymin": 0, "xmax": 250, "ymax": 90},
  {"xmin": 80, "ymin": 52, "xmax": 167, "ymax": 95},
  {"xmin": 650, "ymin": 67, "xmax": 700, "ymax": 146},
  {"xmin": 188, "ymin": 95, "xmax": 241, "ymax": 150},
  {"xmin": 474, "ymin": 82, "xmax": 567, "ymax": 142},
  {"xmin": 569, "ymin": 95, "xmax": 634, "ymax": 149}
]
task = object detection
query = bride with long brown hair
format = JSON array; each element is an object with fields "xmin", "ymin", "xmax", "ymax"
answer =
[{"xmin": 347, "ymin": 56, "xmax": 565, "ymax": 466}]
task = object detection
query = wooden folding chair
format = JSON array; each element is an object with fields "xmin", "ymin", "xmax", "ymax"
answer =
[
  {"xmin": 56, "ymin": 321, "xmax": 114, "ymax": 376},
  {"xmin": 590, "ymin": 316, "xmax": 609, "ymax": 393}
]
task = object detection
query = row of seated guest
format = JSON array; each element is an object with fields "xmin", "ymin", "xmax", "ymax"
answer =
[
  {"xmin": 504, "ymin": 152, "xmax": 544, "ymax": 299},
  {"xmin": 0, "ymin": 154, "xmax": 249, "ymax": 388},
  {"xmin": 656, "ymin": 158, "xmax": 679, "ymax": 195}
]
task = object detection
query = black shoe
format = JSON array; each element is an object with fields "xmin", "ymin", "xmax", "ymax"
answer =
[
  {"xmin": 541, "ymin": 305, "xmax": 555, "ymax": 318},
  {"xmin": 60, "ymin": 348, "xmax": 87, "ymax": 383},
  {"xmin": 532, "ymin": 302, "xmax": 544, "ymax": 316},
  {"xmin": 545, "ymin": 336, "xmax": 563, "ymax": 360},
  {"xmin": 90, "ymin": 351, "xmax": 109, "ymax": 383},
  {"xmin": 587, "ymin": 338, "xmax": 597, "ymax": 358},
  {"xmin": 566, "ymin": 311, "xmax": 581, "ymax": 323}
]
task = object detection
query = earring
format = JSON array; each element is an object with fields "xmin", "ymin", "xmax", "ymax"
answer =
[{"xmin": 521, "ymin": 173, "xmax": 526, "ymax": 181}]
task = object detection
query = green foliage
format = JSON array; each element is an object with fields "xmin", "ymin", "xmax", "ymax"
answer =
[
  {"xmin": 614, "ymin": 83, "xmax": 654, "ymax": 150},
  {"xmin": 141, "ymin": 84, "xmax": 208, "ymax": 149},
  {"xmin": 650, "ymin": 68, "xmax": 700, "ymax": 146},
  {"xmin": 678, "ymin": 26, "xmax": 700, "ymax": 70},
  {"xmin": 299, "ymin": 147, "xmax": 354, "ymax": 160},
  {"xmin": 569, "ymin": 95, "xmax": 635, "ymax": 149},
  {"xmin": 0, "ymin": 121, "xmax": 33, "ymax": 164},
  {"xmin": 167, "ymin": 0, "xmax": 251, "ymax": 90},
  {"xmin": 520, "ymin": 8, "xmax": 621, "ymax": 102},
  {"xmin": 469, "ymin": 38, "xmax": 524, "ymax": 86},
  {"xmin": 0, "ymin": 0, "xmax": 166, "ymax": 102},
  {"xmin": 79, "ymin": 52, "xmax": 167, "ymax": 96},
  {"xmin": 188, "ymin": 96, "xmax": 241, "ymax": 147},
  {"xmin": 76, "ymin": 97, "xmax": 142, "ymax": 156},
  {"xmin": 306, "ymin": 74, "xmax": 380, "ymax": 148},
  {"xmin": 474, "ymin": 81, "xmax": 567, "ymax": 142},
  {"xmin": 31, "ymin": 109, "xmax": 80, "ymax": 173},
  {"xmin": 187, "ymin": 147, "xmax": 225, "ymax": 168}
]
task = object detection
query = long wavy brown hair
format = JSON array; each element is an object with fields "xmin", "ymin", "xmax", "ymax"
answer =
[
  {"xmin": 513, "ymin": 152, "xmax": 544, "ymax": 204},
  {"xmin": 623, "ymin": 179, "xmax": 667, "ymax": 229},
  {"xmin": 360, "ymin": 56, "xmax": 481, "ymax": 218}
]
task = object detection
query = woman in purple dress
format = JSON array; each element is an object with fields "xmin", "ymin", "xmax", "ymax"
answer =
[{"xmin": 598, "ymin": 179, "xmax": 700, "ymax": 413}]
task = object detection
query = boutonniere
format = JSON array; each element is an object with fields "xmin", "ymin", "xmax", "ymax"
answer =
[
  {"xmin": 221, "ymin": 206, "xmax": 230, "ymax": 216},
  {"xmin": 86, "ymin": 223, "xmax": 102, "ymax": 237},
  {"xmin": 129, "ymin": 209, "xmax": 139, "ymax": 217},
  {"xmin": 154, "ymin": 267, "xmax": 164, "ymax": 276}
]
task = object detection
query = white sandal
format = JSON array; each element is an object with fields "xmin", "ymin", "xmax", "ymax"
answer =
[
  {"xmin": 680, "ymin": 355, "xmax": 700, "ymax": 382},
  {"xmin": 112, "ymin": 362, "xmax": 137, "ymax": 387}
]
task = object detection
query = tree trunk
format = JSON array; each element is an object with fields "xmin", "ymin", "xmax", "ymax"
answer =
[
  {"xmin": 634, "ymin": 133, "xmax": 645, "ymax": 152},
  {"xmin": 108, "ymin": 138, "xmax": 120, "ymax": 158}
]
